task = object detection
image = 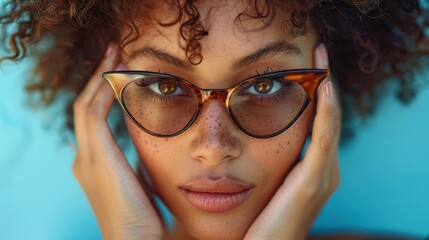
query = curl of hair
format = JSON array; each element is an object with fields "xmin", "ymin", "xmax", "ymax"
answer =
[{"xmin": 1, "ymin": 0, "xmax": 428, "ymax": 135}]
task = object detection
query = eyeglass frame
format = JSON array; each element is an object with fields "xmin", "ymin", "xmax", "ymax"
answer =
[{"xmin": 102, "ymin": 68, "xmax": 329, "ymax": 138}]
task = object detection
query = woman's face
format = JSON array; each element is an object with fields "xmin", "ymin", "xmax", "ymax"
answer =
[{"xmin": 121, "ymin": 1, "xmax": 318, "ymax": 239}]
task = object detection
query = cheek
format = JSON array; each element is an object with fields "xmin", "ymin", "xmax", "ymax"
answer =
[
  {"xmin": 263, "ymin": 111, "xmax": 312, "ymax": 158},
  {"xmin": 126, "ymin": 118, "xmax": 190, "ymax": 205},
  {"xmin": 125, "ymin": 118, "xmax": 177, "ymax": 182},
  {"xmin": 248, "ymin": 102, "xmax": 314, "ymax": 187},
  {"xmin": 126, "ymin": 117, "xmax": 181, "ymax": 158}
]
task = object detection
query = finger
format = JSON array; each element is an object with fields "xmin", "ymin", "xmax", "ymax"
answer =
[
  {"xmin": 75, "ymin": 44, "xmax": 116, "ymax": 108},
  {"xmin": 314, "ymin": 43, "xmax": 341, "ymax": 139},
  {"xmin": 244, "ymin": 45, "xmax": 341, "ymax": 239},
  {"xmin": 301, "ymin": 43, "xmax": 341, "ymax": 175},
  {"xmin": 86, "ymin": 61, "xmax": 126, "ymax": 121},
  {"xmin": 86, "ymin": 82, "xmax": 122, "ymax": 163},
  {"xmin": 73, "ymin": 44, "xmax": 119, "ymax": 158},
  {"xmin": 84, "ymin": 48, "xmax": 124, "ymax": 161},
  {"xmin": 86, "ymin": 80, "xmax": 116, "ymax": 121},
  {"xmin": 251, "ymin": 79, "xmax": 337, "ymax": 230}
]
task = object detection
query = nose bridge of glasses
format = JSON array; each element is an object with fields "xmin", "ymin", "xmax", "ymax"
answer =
[{"xmin": 199, "ymin": 90, "xmax": 229, "ymax": 105}]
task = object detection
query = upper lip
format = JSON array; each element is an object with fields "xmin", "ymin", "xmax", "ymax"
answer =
[{"xmin": 180, "ymin": 176, "xmax": 253, "ymax": 193}]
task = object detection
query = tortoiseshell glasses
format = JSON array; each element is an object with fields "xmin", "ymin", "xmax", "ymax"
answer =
[{"xmin": 102, "ymin": 69, "xmax": 328, "ymax": 138}]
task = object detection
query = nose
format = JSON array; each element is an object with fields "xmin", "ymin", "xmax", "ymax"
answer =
[{"xmin": 189, "ymin": 100, "xmax": 242, "ymax": 166}]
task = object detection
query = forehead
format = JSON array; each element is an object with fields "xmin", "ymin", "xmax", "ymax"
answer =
[{"xmin": 119, "ymin": 0, "xmax": 311, "ymax": 57}]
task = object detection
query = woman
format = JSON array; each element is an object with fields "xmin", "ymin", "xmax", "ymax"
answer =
[{"xmin": 1, "ymin": 0, "xmax": 427, "ymax": 239}]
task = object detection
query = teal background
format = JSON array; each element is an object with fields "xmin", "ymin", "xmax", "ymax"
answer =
[{"xmin": 1, "ymin": 4, "xmax": 429, "ymax": 240}]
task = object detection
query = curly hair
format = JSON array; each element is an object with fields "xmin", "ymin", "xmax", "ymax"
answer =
[{"xmin": 1, "ymin": 0, "xmax": 428, "ymax": 137}]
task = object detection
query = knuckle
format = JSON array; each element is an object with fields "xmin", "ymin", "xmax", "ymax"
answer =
[
  {"xmin": 299, "ymin": 178, "xmax": 320, "ymax": 202},
  {"xmin": 326, "ymin": 179, "xmax": 339, "ymax": 197},
  {"xmin": 331, "ymin": 168, "xmax": 340, "ymax": 191},
  {"xmin": 323, "ymin": 95, "xmax": 335, "ymax": 116},
  {"xmin": 332, "ymin": 177, "xmax": 340, "ymax": 192},
  {"xmin": 72, "ymin": 158, "xmax": 82, "ymax": 180},
  {"xmin": 302, "ymin": 186, "xmax": 320, "ymax": 203},
  {"xmin": 293, "ymin": 168, "xmax": 321, "ymax": 201},
  {"xmin": 73, "ymin": 97, "xmax": 86, "ymax": 114},
  {"xmin": 327, "ymin": 159, "xmax": 340, "ymax": 193},
  {"xmin": 86, "ymin": 104, "xmax": 103, "ymax": 121},
  {"xmin": 319, "ymin": 132, "xmax": 334, "ymax": 151},
  {"xmin": 325, "ymin": 175, "xmax": 339, "ymax": 195}
]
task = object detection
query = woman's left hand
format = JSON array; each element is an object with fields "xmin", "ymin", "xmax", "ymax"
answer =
[{"xmin": 244, "ymin": 43, "xmax": 341, "ymax": 240}]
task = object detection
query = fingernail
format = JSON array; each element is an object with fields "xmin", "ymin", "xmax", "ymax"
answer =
[
  {"xmin": 114, "ymin": 63, "xmax": 127, "ymax": 71},
  {"xmin": 325, "ymin": 81, "xmax": 333, "ymax": 98},
  {"xmin": 105, "ymin": 44, "xmax": 113, "ymax": 57},
  {"xmin": 317, "ymin": 43, "xmax": 329, "ymax": 68}
]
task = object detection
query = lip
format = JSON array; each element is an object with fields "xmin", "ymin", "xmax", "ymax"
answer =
[{"xmin": 180, "ymin": 177, "xmax": 253, "ymax": 212}]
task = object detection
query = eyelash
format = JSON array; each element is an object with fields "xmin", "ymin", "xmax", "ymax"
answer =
[
  {"xmin": 157, "ymin": 69, "xmax": 173, "ymax": 76},
  {"xmin": 249, "ymin": 66, "xmax": 281, "ymax": 78}
]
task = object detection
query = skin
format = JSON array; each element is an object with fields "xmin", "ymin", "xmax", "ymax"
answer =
[{"xmin": 72, "ymin": 1, "xmax": 341, "ymax": 240}]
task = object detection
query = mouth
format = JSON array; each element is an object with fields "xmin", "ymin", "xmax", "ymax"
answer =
[{"xmin": 179, "ymin": 177, "xmax": 254, "ymax": 212}]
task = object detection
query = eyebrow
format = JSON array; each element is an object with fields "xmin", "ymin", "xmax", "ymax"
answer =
[
  {"xmin": 231, "ymin": 41, "xmax": 301, "ymax": 70},
  {"xmin": 129, "ymin": 47, "xmax": 194, "ymax": 71},
  {"xmin": 128, "ymin": 40, "xmax": 301, "ymax": 71}
]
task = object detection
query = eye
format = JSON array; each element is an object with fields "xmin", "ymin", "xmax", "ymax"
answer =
[
  {"xmin": 158, "ymin": 81, "xmax": 176, "ymax": 95},
  {"xmin": 149, "ymin": 79, "xmax": 183, "ymax": 95},
  {"xmin": 248, "ymin": 79, "xmax": 281, "ymax": 95},
  {"xmin": 254, "ymin": 79, "xmax": 273, "ymax": 94}
]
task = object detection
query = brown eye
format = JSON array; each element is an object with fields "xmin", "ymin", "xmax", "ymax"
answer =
[
  {"xmin": 159, "ymin": 81, "xmax": 177, "ymax": 95},
  {"xmin": 254, "ymin": 79, "xmax": 273, "ymax": 94}
]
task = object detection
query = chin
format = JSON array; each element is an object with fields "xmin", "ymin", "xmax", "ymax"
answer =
[
  {"xmin": 172, "ymin": 202, "xmax": 262, "ymax": 240},
  {"xmin": 183, "ymin": 218, "xmax": 249, "ymax": 240}
]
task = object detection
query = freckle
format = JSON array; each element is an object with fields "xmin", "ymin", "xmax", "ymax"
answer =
[
  {"xmin": 276, "ymin": 150, "xmax": 280, "ymax": 154},
  {"xmin": 144, "ymin": 140, "xmax": 149, "ymax": 144},
  {"xmin": 154, "ymin": 144, "xmax": 158, "ymax": 148},
  {"xmin": 287, "ymin": 141, "xmax": 290, "ymax": 145}
]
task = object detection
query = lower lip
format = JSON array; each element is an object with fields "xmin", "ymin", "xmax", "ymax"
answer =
[{"xmin": 180, "ymin": 189, "xmax": 252, "ymax": 212}]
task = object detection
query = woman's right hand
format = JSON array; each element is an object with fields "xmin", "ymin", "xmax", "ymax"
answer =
[
  {"xmin": 244, "ymin": 43, "xmax": 341, "ymax": 240},
  {"xmin": 72, "ymin": 44, "xmax": 164, "ymax": 240}
]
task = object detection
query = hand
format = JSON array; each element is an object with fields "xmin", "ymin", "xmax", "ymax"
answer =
[
  {"xmin": 244, "ymin": 43, "xmax": 341, "ymax": 240},
  {"xmin": 72, "ymin": 45, "xmax": 164, "ymax": 240}
]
